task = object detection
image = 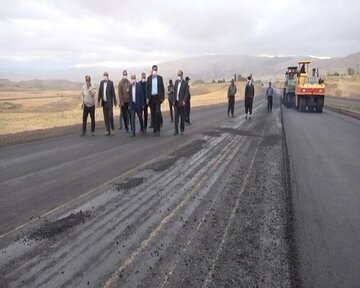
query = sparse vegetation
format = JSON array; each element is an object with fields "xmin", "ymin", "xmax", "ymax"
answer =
[{"xmin": 347, "ymin": 67, "xmax": 355, "ymax": 76}]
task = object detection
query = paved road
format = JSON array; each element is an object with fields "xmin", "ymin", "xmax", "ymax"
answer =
[
  {"xmin": 0, "ymin": 103, "xmax": 233, "ymax": 236},
  {"xmin": 283, "ymin": 106, "xmax": 360, "ymax": 288},
  {"xmin": 0, "ymin": 92, "xmax": 291, "ymax": 287}
]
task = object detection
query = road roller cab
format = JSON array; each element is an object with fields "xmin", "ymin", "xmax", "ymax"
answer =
[
  {"xmin": 295, "ymin": 60, "xmax": 326, "ymax": 113},
  {"xmin": 283, "ymin": 66, "xmax": 298, "ymax": 108}
]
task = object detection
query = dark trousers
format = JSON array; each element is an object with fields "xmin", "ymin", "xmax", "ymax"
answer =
[
  {"xmin": 185, "ymin": 99, "xmax": 191, "ymax": 122},
  {"xmin": 267, "ymin": 96, "xmax": 273, "ymax": 112},
  {"xmin": 150, "ymin": 96, "xmax": 161, "ymax": 132},
  {"xmin": 102, "ymin": 102, "xmax": 114, "ymax": 132},
  {"xmin": 143, "ymin": 104, "xmax": 148, "ymax": 130},
  {"xmin": 82, "ymin": 105, "xmax": 95, "ymax": 133},
  {"xmin": 228, "ymin": 96, "xmax": 235, "ymax": 116},
  {"xmin": 121, "ymin": 103, "xmax": 130, "ymax": 131},
  {"xmin": 245, "ymin": 101, "xmax": 253, "ymax": 115},
  {"xmin": 149, "ymin": 102, "xmax": 153, "ymax": 128},
  {"xmin": 130, "ymin": 107, "xmax": 144, "ymax": 135},
  {"xmin": 174, "ymin": 102, "xmax": 186, "ymax": 133},
  {"xmin": 168, "ymin": 100, "xmax": 174, "ymax": 122}
]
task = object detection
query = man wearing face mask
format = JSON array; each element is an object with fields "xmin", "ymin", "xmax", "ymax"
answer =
[
  {"xmin": 98, "ymin": 72, "xmax": 117, "ymax": 135},
  {"xmin": 173, "ymin": 70, "xmax": 189, "ymax": 136},
  {"xmin": 140, "ymin": 72, "xmax": 149, "ymax": 132},
  {"xmin": 119, "ymin": 70, "xmax": 131, "ymax": 133},
  {"xmin": 128, "ymin": 75, "xmax": 144, "ymax": 137},
  {"xmin": 146, "ymin": 65, "xmax": 165, "ymax": 137},
  {"xmin": 81, "ymin": 75, "xmax": 96, "ymax": 136}
]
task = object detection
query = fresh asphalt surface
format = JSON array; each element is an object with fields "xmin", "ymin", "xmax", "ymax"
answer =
[
  {"xmin": 283, "ymin": 106, "xmax": 360, "ymax": 288},
  {"xmin": 0, "ymin": 90, "xmax": 359, "ymax": 288}
]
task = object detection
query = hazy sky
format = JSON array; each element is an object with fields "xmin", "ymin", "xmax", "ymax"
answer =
[{"xmin": 0, "ymin": 0, "xmax": 359, "ymax": 78}]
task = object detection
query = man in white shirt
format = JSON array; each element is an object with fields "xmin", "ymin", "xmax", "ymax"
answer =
[{"xmin": 81, "ymin": 75, "xmax": 96, "ymax": 136}]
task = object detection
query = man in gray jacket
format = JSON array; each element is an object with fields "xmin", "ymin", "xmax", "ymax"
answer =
[
  {"xmin": 81, "ymin": 75, "xmax": 96, "ymax": 136},
  {"xmin": 227, "ymin": 79, "xmax": 237, "ymax": 117},
  {"xmin": 173, "ymin": 70, "xmax": 189, "ymax": 135}
]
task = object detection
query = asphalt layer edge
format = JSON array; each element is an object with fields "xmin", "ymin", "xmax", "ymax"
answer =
[{"xmin": 281, "ymin": 103, "xmax": 302, "ymax": 288}]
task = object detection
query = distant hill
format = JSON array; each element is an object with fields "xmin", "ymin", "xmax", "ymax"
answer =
[
  {"xmin": 0, "ymin": 79, "xmax": 83, "ymax": 90},
  {"xmin": 156, "ymin": 52, "xmax": 360, "ymax": 82},
  {"xmin": 1, "ymin": 52, "xmax": 359, "ymax": 87}
]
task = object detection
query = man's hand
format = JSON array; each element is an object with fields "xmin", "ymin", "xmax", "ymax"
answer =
[{"xmin": 182, "ymin": 101, "xmax": 186, "ymax": 107}]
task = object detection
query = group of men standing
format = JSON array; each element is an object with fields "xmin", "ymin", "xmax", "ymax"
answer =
[
  {"xmin": 81, "ymin": 65, "xmax": 192, "ymax": 137},
  {"xmin": 227, "ymin": 76, "xmax": 255, "ymax": 119},
  {"xmin": 81, "ymin": 69, "xmax": 275, "ymax": 138},
  {"xmin": 227, "ymin": 76, "xmax": 274, "ymax": 119}
]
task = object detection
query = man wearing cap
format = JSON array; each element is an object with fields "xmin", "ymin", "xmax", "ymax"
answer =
[
  {"xmin": 98, "ymin": 72, "xmax": 117, "ymax": 135},
  {"xmin": 128, "ymin": 75, "xmax": 144, "ymax": 137},
  {"xmin": 185, "ymin": 76, "xmax": 191, "ymax": 124},
  {"xmin": 227, "ymin": 79, "xmax": 237, "ymax": 117},
  {"xmin": 146, "ymin": 65, "xmax": 165, "ymax": 137},
  {"xmin": 173, "ymin": 70, "xmax": 189, "ymax": 135},
  {"xmin": 118, "ymin": 70, "xmax": 131, "ymax": 133},
  {"xmin": 245, "ymin": 76, "xmax": 255, "ymax": 119},
  {"xmin": 81, "ymin": 75, "xmax": 96, "ymax": 136}
]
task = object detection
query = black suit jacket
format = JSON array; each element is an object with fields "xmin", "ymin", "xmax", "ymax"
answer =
[
  {"xmin": 174, "ymin": 79, "xmax": 189, "ymax": 105},
  {"xmin": 146, "ymin": 75, "xmax": 165, "ymax": 103},
  {"xmin": 98, "ymin": 80, "xmax": 117, "ymax": 107},
  {"xmin": 245, "ymin": 83, "xmax": 255, "ymax": 103}
]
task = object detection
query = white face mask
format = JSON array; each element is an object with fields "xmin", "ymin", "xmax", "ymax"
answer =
[
  {"xmin": 131, "ymin": 79, "xmax": 136, "ymax": 85},
  {"xmin": 142, "ymin": 78, "xmax": 146, "ymax": 82},
  {"xmin": 152, "ymin": 70, "xmax": 157, "ymax": 76},
  {"xmin": 123, "ymin": 75, "xmax": 127, "ymax": 80},
  {"xmin": 177, "ymin": 76, "xmax": 182, "ymax": 81}
]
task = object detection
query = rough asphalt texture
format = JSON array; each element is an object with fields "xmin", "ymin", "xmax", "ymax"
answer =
[
  {"xmin": 1, "ymin": 90, "xmax": 358, "ymax": 287},
  {"xmin": 0, "ymin": 92, "xmax": 292, "ymax": 287}
]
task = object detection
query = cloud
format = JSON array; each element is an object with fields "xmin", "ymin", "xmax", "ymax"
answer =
[{"xmin": 0, "ymin": 0, "xmax": 359, "ymax": 79}]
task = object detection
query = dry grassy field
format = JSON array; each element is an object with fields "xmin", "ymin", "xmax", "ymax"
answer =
[
  {"xmin": 0, "ymin": 81, "xmax": 261, "ymax": 135},
  {"xmin": 324, "ymin": 75, "xmax": 360, "ymax": 99}
]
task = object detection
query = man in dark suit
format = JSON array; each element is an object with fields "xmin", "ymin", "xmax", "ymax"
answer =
[
  {"xmin": 128, "ymin": 75, "xmax": 144, "ymax": 137},
  {"xmin": 146, "ymin": 65, "xmax": 165, "ymax": 137},
  {"xmin": 98, "ymin": 72, "xmax": 117, "ymax": 135},
  {"xmin": 245, "ymin": 76, "xmax": 255, "ymax": 119},
  {"xmin": 185, "ymin": 76, "xmax": 191, "ymax": 124},
  {"xmin": 140, "ymin": 72, "xmax": 148, "ymax": 132},
  {"xmin": 173, "ymin": 70, "xmax": 189, "ymax": 135}
]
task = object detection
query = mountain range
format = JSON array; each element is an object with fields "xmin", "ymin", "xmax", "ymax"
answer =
[{"xmin": 1, "ymin": 52, "xmax": 359, "ymax": 88}]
